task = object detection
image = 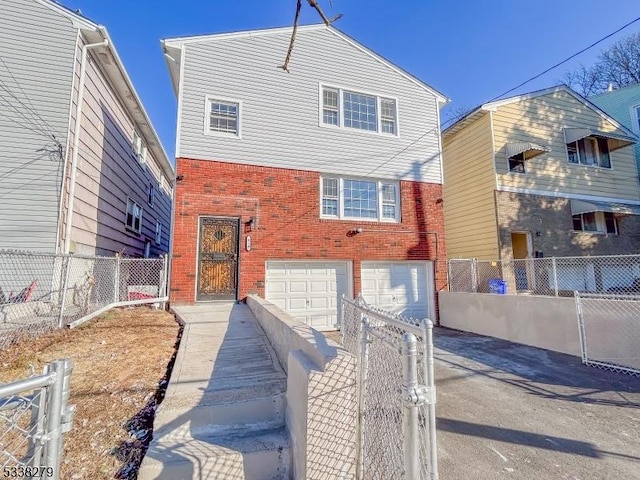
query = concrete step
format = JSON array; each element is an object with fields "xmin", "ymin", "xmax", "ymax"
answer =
[
  {"xmin": 139, "ymin": 427, "xmax": 291, "ymax": 480},
  {"xmin": 153, "ymin": 393, "xmax": 286, "ymax": 437}
]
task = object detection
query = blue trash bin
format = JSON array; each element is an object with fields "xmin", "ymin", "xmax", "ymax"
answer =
[{"xmin": 488, "ymin": 279, "xmax": 507, "ymax": 294}]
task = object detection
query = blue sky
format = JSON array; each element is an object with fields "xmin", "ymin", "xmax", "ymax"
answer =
[{"xmin": 64, "ymin": 0, "xmax": 640, "ymax": 161}]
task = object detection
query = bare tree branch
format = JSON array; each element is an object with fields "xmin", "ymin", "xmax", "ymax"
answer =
[
  {"xmin": 279, "ymin": 0, "xmax": 302, "ymax": 73},
  {"xmin": 279, "ymin": 0, "xmax": 343, "ymax": 73}
]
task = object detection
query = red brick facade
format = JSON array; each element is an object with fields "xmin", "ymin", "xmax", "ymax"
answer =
[{"xmin": 171, "ymin": 158, "xmax": 447, "ymax": 312}]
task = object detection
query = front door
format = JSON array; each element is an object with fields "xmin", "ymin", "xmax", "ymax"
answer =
[
  {"xmin": 511, "ymin": 232, "xmax": 532, "ymax": 291},
  {"xmin": 197, "ymin": 217, "xmax": 239, "ymax": 301}
]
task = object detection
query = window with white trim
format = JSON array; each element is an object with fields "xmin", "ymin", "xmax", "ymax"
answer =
[
  {"xmin": 566, "ymin": 137, "xmax": 611, "ymax": 168},
  {"xmin": 132, "ymin": 131, "xmax": 146, "ymax": 164},
  {"xmin": 155, "ymin": 221, "xmax": 162, "ymax": 245},
  {"xmin": 321, "ymin": 86, "xmax": 398, "ymax": 135},
  {"xmin": 206, "ymin": 98, "xmax": 240, "ymax": 135},
  {"xmin": 634, "ymin": 105, "xmax": 640, "ymax": 131},
  {"xmin": 125, "ymin": 198, "xmax": 142, "ymax": 233},
  {"xmin": 148, "ymin": 183, "xmax": 155, "ymax": 206},
  {"xmin": 572, "ymin": 211, "xmax": 617, "ymax": 234},
  {"xmin": 321, "ymin": 177, "xmax": 400, "ymax": 222}
]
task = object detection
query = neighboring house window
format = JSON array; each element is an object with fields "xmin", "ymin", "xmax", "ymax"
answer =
[
  {"xmin": 126, "ymin": 198, "xmax": 142, "ymax": 233},
  {"xmin": 155, "ymin": 221, "xmax": 162, "ymax": 245},
  {"xmin": 572, "ymin": 212, "xmax": 617, "ymax": 234},
  {"xmin": 148, "ymin": 183, "xmax": 155, "ymax": 206},
  {"xmin": 634, "ymin": 105, "xmax": 640, "ymax": 131},
  {"xmin": 566, "ymin": 137, "xmax": 611, "ymax": 168},
  {"xmin": 321, "ymin": 177, "xmax": 400, "ymax": 222},
  {"xmin": 206, "ymin": 97, "xmax": 240, "ymax": 136},
  {"xmin": 508, "ymin": 152, "xmax": 526, "ymax": 174},
  {"xmin": 320, "ymin": 86, "xmax": 398, "ymax": 135},
  {"xmin": 144, "ymin": 240, "xmax": 151, "ymax": 258},
  {"xmin": 132, "ymin": 131, "xmax": 146, "ymax": 164}
]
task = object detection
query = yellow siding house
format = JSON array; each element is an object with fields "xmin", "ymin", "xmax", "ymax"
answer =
[{"xmin": 443, "ymin": 85, "xmax": 640, "ymax": 263}]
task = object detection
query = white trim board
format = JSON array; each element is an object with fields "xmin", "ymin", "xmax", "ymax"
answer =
[{"xmin": 497, "ymin": 186, "xmax": 640, "ymax": 206}]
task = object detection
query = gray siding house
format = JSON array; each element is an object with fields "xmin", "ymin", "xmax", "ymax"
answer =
[{"xmin": 0, "ymin": 0, "xmax": 173, "ymax": 257}]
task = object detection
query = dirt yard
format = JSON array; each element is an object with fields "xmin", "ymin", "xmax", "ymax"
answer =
[{"xmin": 0, "ymin": 307, "xmax": 180, "ymax": 480}]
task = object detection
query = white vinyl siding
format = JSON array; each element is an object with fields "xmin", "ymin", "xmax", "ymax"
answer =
[
  {"xmin": 321, "ymin": 177, "xmax": 400, "ymax": 222},
  {"xmin": 0, "ymin": 0, "xmax": 77, "ymax": 251},
  {"xmin": 177, "ymin": 28, "xmax": 442, "ymax": 183}
]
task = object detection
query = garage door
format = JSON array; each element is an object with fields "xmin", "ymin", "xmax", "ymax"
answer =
[
  {"xmin": 265, "ymin": 261, "xmax": 351, "ymax": 330},
  {"xmin": 361, "ymin": 261, "xmax": 434, "ymax": 320}
]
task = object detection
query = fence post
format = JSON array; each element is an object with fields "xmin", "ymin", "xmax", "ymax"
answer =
[
  {"xmin": 160, "ymin": 253, "xmax": 169, "ymax": 309},
  {"xmin": 43, "ymin": 360, "xmax": 65, "ymax": 480},
  {"xmin": 552, "ymin": 257, "xmax": 559, "ymax": 297},
  {"xmin": 575, "ymin": 292, "xmax": 588, "ymax": 364},
  {"xmin": 422, "ymin": 321, "xmax": 439, "ymax": 480},
  {"xmin": 57, "ymin": 256, "xmax": 71, "ymax": 329},
  {"xmin": 355, "ymin": 312, "xmax": 369, "ymax": 480},
  {"xmin": 401, "ymin": 333, "xmax": 420, "ymax": 480},
  {"xmin": 471, "ymin": 259, "xmax": 478, "ymax": 292},
  {"xmin": 114, "ymin": 254, "xmax": 121, "ymax": 303}
]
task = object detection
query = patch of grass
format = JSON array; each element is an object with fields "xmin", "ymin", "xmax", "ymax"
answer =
[{"xmin": 0, "ymin": 307, "xmax": 180, "ymax": 480}]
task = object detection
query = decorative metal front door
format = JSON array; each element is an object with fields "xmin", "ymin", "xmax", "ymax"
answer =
[{"xmin": 197, "ymin": 217, "xmax": 239, "ymax": 301}]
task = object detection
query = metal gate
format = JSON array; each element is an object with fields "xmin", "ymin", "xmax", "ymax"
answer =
[
  {"xmin": 575, "ymin": 292, "xmax": 640, "ymax": 376},
  {"xmin": 197, "ymin": 217, "xmax": 239, "ymax": 301},
  {"xmin": 341, "ymin": 295, "xmax": 438, "ymax": 480}
]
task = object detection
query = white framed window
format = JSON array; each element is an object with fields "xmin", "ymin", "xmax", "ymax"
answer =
[
  {"xmin": 572, "ymin": 211, "xmax": 617, "ymax": 234},
  {"xmin": 319, "ymin": 85, "xmax": 399, "ymax": 136},
  {"xmin": 205, "ymin": 96, "xmax": 241, "ymax": 137},
  {"xmin": 155, "ymin": 221, "xmax": 162, "ymax": 245},
  {"xmin": 566, "ymin": 136, "xmax": 611, "ymax": 168},
  {"xmin": 132, "ymin": 131, "xmax": 146, "ymax": 164},
  {"xmin": 148, "ymin": 183, "xmax": 155, "ymax": 206},
  {"xmin": 320, "ymin": 176, "xmax": 400, "ymax": 222},
  {"xmin": 125, "ymin": 198, "xmax": 142, "ymax": 233}
]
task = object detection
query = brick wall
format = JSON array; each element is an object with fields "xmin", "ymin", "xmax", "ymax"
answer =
[
  {"xmin": 495, "ymin": 190, "xmax": 640, "ymax": 258},
  {"xmin": 171, "ymin": 158, "xmax": 447, "ymax": 310}
]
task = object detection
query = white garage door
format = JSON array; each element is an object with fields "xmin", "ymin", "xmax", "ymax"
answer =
[
  {"xmin": 265, "ymin": 261, "xmax": 351, "ymax": 330},
  {"xmin": 361, "ymin": 261, "xmax": 434, "ymax": 321}
]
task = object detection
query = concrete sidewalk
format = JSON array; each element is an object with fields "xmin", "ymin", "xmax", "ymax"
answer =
[{"xmin": 139, "ymin": 303, "xmax": 290, "ymax": 480}]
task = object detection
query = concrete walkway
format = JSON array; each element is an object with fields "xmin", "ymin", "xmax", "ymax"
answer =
[{"xmin": 138, "ymin": 303, "xmax": 290, "ymax": 480}]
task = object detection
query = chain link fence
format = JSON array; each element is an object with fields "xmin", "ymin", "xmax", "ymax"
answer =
[
  {"xmin": 0, "ymin": 251, "xmax": 169, "ymax": 350},
  {"xmin": 449, "ymin": 254, "xmax": 640, "ymax": 297},
  {"xmin": 576, "ymin": 292, "xmax": 640, "ymax": 376},
  {"xmin": 0, "ymin": 359, "xmax": 74, "ymax": 479},
  {"xmin": 341, "ymin": 295, "xmax": 438, "ymax": 480}
]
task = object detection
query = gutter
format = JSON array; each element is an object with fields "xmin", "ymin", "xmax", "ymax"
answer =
[{"xmin": 63, "ymin": 35, "xmax": 109, "ymax": 254}]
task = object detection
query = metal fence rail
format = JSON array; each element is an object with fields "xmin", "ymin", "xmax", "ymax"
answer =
[
  {"xmin": 342, "ymin": 295, "xmax": 438, "ymax": 480},
  {"xmin": 449, "ymin": 254, "xmax": 640, "ymax": 297},
  {"xmin": 0, "ymin": 359, "xmax": 74, "ymax": 479},
  {"xmin": 0, "ymin": 251, "xmax": 169, "ymax": 350},
  {"xmin": 576, "ymin": 292, "xmax": 640, "ymax": 376}
]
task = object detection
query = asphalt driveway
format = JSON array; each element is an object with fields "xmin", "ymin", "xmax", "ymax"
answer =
[{"xmin": 434, "ymin": 327, "xmax": 640, "ymax": 480}]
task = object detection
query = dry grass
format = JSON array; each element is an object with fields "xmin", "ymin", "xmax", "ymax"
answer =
[{"xmin": 0, "ymin": 307, "xmax": 180, "ymax": 480}]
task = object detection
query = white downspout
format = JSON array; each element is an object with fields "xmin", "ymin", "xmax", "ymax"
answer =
[{"xmin": 63, "ymin": 37, "xmax": 109, "ymax": 254}]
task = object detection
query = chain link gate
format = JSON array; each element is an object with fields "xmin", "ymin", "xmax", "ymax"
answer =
[
  {"xmin": 575, "ymin": 292, "xmax": 640, "ymax": 376},
  {"xmin": 0, "ymin": 359, "xmax": 75, "ymax": 479},
  {"xmin": 341, "ymin": 295, "xmax": 438, "ymax": 480}
]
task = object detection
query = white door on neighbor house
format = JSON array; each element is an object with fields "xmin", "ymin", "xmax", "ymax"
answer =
[
  {"xmin": 361, "ymin": 261, "xmax": 434, "ymax": 321},
  {"xmin": 265, "ymin": 261, "xmax": 351, "ymax": 330}
]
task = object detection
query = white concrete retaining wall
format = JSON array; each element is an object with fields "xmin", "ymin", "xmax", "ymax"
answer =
[
  {"xmin": 246, "ymin": 295, "xmax": 357, "ymax": 480},
  {"xmin": 438, "ymin": 291, "xmax": 581, "ymax": 356}
]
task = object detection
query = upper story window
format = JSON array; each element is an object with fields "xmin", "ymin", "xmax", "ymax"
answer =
[
  {"xmin": 155, "ymin": 221, "xmax": 162, "ymax": 245},
  {"xmin": 205, "ymin": 96, "xmax": 240, "ymax": 137},
  {"xmin": 126, "ymin": 198, "xmax": 142, "ymax": 234},
  {"xmin": 148, "ymin": 183, "xmax": 156, "ymax": 206},
  {"xmin": 320, "ymin": 85, "xmax": 398, "ymax": 135},
  {"xmin": 508, "ymin": 152, "xmax": 526, "ymax": 174},
  {"xmin": 566, "ymin": 136, "xmax": 611, "ymax": 168},
  {"xmin": 572, "ymin": 211, "xmax": 617, "ymax": 234},
  {"xmin": 633, "ymin": 105, "xmax": 640, "ymax": 131},
  {"xmin": 321, "ymin": 177, "xmax": 400, "ymax": 222},
  {"xmin": 132, "ymin": 131, "xmax": 147, "ymax": 164}
]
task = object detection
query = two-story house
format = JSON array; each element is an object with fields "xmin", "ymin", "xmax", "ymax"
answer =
[
  {"xmin": 443, "ymin": 85, "xmax": 640, "ymax": 269},
  {"xmin": 162, "ymin": 24, "xmax": 447, "ymax": 327},
  {"xmin": 591, "ymin": 82, "xmax": 640, "ymax": 181},
  {"xmin": 0, "ymin": 0, "xmax": 174, "ymax": 257}
]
